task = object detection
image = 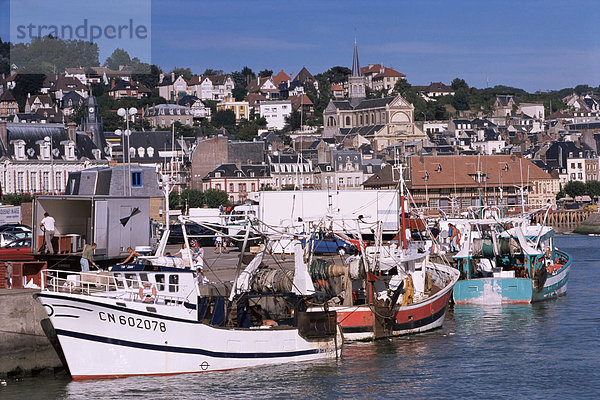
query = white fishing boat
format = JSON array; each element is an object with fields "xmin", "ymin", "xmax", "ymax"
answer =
[{"xmin": 35, "ymin": 246, "xmax": 341, "ymax": 380}]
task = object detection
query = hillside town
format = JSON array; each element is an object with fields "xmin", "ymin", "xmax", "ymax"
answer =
[{"xmin": 0, "ymin": 39, "xmax": 598, "ymax": 214}]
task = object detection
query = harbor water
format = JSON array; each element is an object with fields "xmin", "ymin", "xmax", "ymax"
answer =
[{"xmin": 2, "ymin": 235, "xmax": 599, "ymax": 399}]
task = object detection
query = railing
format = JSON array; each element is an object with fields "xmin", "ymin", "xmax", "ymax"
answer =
[{"xmin": 41, "ymin": 270, "xmax": 193, "ymax": 306}]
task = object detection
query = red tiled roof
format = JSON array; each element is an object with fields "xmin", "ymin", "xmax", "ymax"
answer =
[
  {"xmin": 331, "ymin": 84, "xmax": 344, "ymax": 91},
  {"xmin": 408, "ymin": 155, "xmax": 552, "ymax": 190},
  {"xmin": 372, "ymin": 69, "xmax": 406, "ymax": 79},
  {"xmin": 272, "ymin": 70, "xmax": 290, "ymax": 86}
]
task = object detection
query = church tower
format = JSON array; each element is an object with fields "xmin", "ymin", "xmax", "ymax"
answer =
[
  {"xmin": 81, "ymin": 95, "xmax": 108, "ymax": 157},
  {"xmin": 348, "ymin": 37, "xmax": 366, "ymax": 107}
]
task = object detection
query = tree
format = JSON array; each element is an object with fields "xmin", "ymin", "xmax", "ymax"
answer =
[
  {"xmin": 284, "ymin": 110, "xmax": 303, "ymax": 131},
  {"xmin": 169, "ymin": 191, "xmax": 181, "ymax": 210},
  {"xmin": 203, "ymin": 68, "xmax": 223, "ymax": 76},
  {"xmin": 204, "ymin": 188, "xmax": 230, "ymax": 208},
  {"xmin": 13, "ymin": 74, "xmax": 46, "ymax": 110},
  {"xmin": 451, "ymin": 78, "xmax": 469, "ymax": 91},
  {"xmin": 318, "ymin": 66, "xmax": 351, "ymax": 84},
  {"xmin": 452, "ymin": 89, "xmax": 470, "ymax": 111},
  {"xmin": 2, "ymin": 193, "xmax": 32, "ymax": 206},
  {"xmin": 180, "ymin": 189, "xmax": 205, "ymax": 209},
  {"xmin": 563, "ymin": 181, "xmax": 586, "ymax": 197},
  {"xmin": 10, "ymin": 36, "xmax": 99, "ymax": 73},
  {"xmin": 585, "ymin": 180, "xmax": 600, "ymax": 197},
  {"xmin": 258, "ymin": 69, "xmax": 273, "ymax": 78},
  {"xmin": 232, "ymin": 85, "xmax": 247, "ymax": 101},
  {"xmin": 132, "ymin": 64, "xmax": 162, "ymax": 89},
  {"xmin": 211, "ymin": 109, "xmax": 236, "ymax": 128},
  {"xmin": 171, "ymin": 67, "xmax": 193, "ymax": 81},
  {"xmin": 234, "ymin": 119, "xmax": 261, "ymax": 141},
  {"xmin": 105, "ymin": 48, "xmax": 133, "ymax": 70}
]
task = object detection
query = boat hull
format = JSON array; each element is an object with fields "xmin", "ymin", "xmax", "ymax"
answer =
[
  {"xmin": 332, "ymin": 264, "xmax": 458, "ymax": 341},
  {"xmin": 453, "ymin": 256, "xmax": 571, "ymax": 305},
  {"xmin": 35, "ymin": 292, "xmax": 341, "ymax": 379}
]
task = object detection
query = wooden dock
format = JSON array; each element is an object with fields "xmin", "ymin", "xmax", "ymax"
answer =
[{"xmin": 531, "ymin": 209, "xmax": 594, "ymax": 229}]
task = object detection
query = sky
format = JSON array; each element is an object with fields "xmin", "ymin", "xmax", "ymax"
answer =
[{"xmin": 1, "ymin": 0, "xmax": 600, "ymax": 92}]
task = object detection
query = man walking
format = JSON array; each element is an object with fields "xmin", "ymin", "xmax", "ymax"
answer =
[
  {"xmin": 40, "ymin": 212, "xmax": 56, "ymax": 254},
  {"xmin": 80, "ymin": 243, "xmax": 98, "ymax": 272}
]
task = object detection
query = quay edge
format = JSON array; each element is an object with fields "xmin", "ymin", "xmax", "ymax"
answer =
[{"xmin": 0, "ymin": 289, "xmax": 62, "ymax": 377}]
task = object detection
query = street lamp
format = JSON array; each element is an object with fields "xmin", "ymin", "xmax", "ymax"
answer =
[
  {"xmin": 115, "ymin": 107, "xmax": 137, "ymax": 196},
  {"xmin": 44, "ymin": 136, "xmax": 53, "ymax": 194}
]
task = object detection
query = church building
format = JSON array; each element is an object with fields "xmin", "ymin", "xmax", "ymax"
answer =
[{"xmin": 322, "ymin": 40, "xmax": 426, "ymax": 150}]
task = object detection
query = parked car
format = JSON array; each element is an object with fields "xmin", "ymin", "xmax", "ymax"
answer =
[
  {"xmin": 166, "ymin": 224, "xmax": 218, "ymax": 246},
  {"xmin": 0, "ymin": 232, "xmax": 19, "ymax": 247},
  {"xmin": 0, "ymin": 238, "xmax": 34, "ymax": 261},
  {"xmin": 0, "ymin": 224, "xmax": 32, "ymax": 240},
  {"xmin": 302, "ymin": 232, "xmax": 358, "ymax": 256}
]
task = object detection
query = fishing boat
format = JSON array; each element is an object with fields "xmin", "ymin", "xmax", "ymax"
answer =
[
  {"xmin": 305, "ymin": 163, "xmax": 459, "ymax": 341},
  {"xmin": 451, "ymin": 210, "xmax": 571, "ymax": 305},
  {"xmin": 35, "ymin": 244, "xmax": 341, "ymax": 380},
  {"xmin": 311, "ymin": 244, "xmax": 459, "ymax": 341}
]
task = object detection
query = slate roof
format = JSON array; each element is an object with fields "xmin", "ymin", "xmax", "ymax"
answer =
[
  {"xmin": 0, "ymin": 90, "xmax": 16, "ymax": 102},
  {"xmin": 294, "ymin": 67, "xmax": 315, "ymax": 83},
  {"xmin": 338, "ymin": 125, "xmax": 385, "ymax": 137},
  {"xmin": 178, "ymin": 95, "xmax": 200, "ymax": 107},
  {"xmin": 204, "ymin": 163, "xmax": 270, "ymax": 180},
  {"xmin": 60, "ymin": 91, "xmax": 84, "ymax": 108},
  {"xmin": 496, "ymin": 95, "xmax": 519, "ymax": 107},
  {"xmin": 105, "ymin": 130, "xmax": 181, "ymax": 163},
  {"xmin": 1, "ymin": 123, "xmax": 101, "ymax": 160}
]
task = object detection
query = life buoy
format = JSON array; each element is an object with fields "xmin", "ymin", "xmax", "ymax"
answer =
[{"xmin": 138, "ymin": 282, "xmax": 157, "ymax": 303}]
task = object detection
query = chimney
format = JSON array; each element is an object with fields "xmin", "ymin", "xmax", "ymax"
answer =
[
  {"xmin": 67, "ymin": 122, "xmax": 76, "ymax": 142},
  {"xmin": 171, "ymin": 72, "xmax": 175, "ymax": 81},
  {"xmin": 0, "ymin": 121, "xmax": 7, "ymax": 149}
]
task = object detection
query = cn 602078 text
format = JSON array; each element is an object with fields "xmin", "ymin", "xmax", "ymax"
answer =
[{"xmin": 99, "ymin": 311, "xmax": 166, "ymax": 332}]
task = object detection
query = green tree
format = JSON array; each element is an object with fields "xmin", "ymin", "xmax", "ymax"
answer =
[
  {"xmin": 105, "ymin": 48, "xmax": 133, "ymax": 70},
  {"xmin": 132, "ymin": 64, "xmax": 162, "ymax": 89},
  {"xmin": 564, "ymin": 181, "xmax": 586, "ymax": 197},
  {"xmin": 169, "ymin": 191, "xmax": 181, "ymax": 210},
  {"xmin": 452, "ymin": 88, "xmax": 470, "ymax": 111},
  {"xmin": 10, "ymin": 36, "xmax": 99, "ymax": 73},
  {"xmin": 180, "ymin": 189, "xmax": 205, "ymax": 209},
  {"xmin": 2, "ymin": 193, "xmax": 33, "ymax": 206},
  {"xmin": 204, "ymin": 188, "xmax": 230, "ymax": 208},
  {"xmin": 211, "ymin": 109, "xmax": 236, "ymax": 128},
  {"xmin": 258, "ymin": 69, "xmax": 273, "ymax": 78},
  {"xmin": 171, "ymin": 67, "xmax": 193, "ymax": 81},
  {"xmin": 285, "ymin": 110, "xmax": 304, "ymax": 131},
  {"xmin": 0, "ymin": 38, "xmax": 10, "ymax": 76},
  {"xmin": 232, "ymin": 85, "xmax": 247, "ymax": 101},
  {"xmin": 585, "ymin": 180, "xmax": 600, "ymax": 197},
  {"xmin": 13, "ymin": 74, "xmax": 46, "ymax": 110},
  {"xmin": 318, "ymin": 66, "xmax": 351, "ymax": 84},
  {"xmin": 451, "ymin": 78, "xmax": 469, "ymax": 91},
  {"xmin": 203, "ymin": 68, "xmax": 224, "ymax": 76}
]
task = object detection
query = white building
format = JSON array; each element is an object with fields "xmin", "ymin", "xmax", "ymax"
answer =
[{"xmin": 259, "ymin": 100, "xmax": 292, "ymax": 130}]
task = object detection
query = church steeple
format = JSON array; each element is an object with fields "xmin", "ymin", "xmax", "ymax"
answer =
[{"xmin": 348, "ymin": 35, "xmax": 366, "ymax": 107}]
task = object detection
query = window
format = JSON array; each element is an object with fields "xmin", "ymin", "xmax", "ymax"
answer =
[
  {"xmin": 16, "ymin": 172, "xmax": 24, "ymax": 192},
  {"xmin": 251, "ymin": 183, "xmax": 256, "ymax": 191},
  {"xmin": 42, "ymin": 172, "xmax": 49, "ymax": 191},
  {"xmin": 229, "ymin": 183, "xmax": 234, "ymax": 192},
  {"xmin": 30, "ymin": 172, "xmax": 37, "ymax": 192},
  {"xmin": 55, "ymin": 172, "xmax": 62, "ymax": 192},
  {"xmin": 131, "ymin": 172, "xmax": 142, "ymax": 187},
  {"xmin": 215, "ymin": 184, "xmax": 221, "ymax": 190},
  {"xmin": 168, "ymin": 274, "xmax": 179, "ymax": 292}
]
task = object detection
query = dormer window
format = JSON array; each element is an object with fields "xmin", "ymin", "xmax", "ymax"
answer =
[
  {"xmin": 92, "ymin": 149, "xmax": 101, "ymax": 160},
  {"xmin": 138, "ymin": 147, "xmax": 145, "ymax": 157},
  {"xmin": 14, "ymin": 140, "xmax": 26, "ymax": 160},
  {"xmin": 215, "ymin": 172, "xmax": 221, "ymax": 178},
  {"xmin": 147, "ymin": 147, "xmax": 154, "ymax": 157}
]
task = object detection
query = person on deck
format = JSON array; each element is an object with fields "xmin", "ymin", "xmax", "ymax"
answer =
[
  {"xmin": 174, "ymin": 243, "xmax": 191, "ymax": 268},
  {"xmin": 430, "ymin": 222, "xmax": 441, "ymax": 254},
  {"xmin": 40, "ymin": 212, "xmax": 56, "ymax": 254},
  {"xmin": 215, "ymin": 230, "xmax": 224, "ymax": 254},
  {"xmin": 80, "ymin": 243, "xmax": 98, "ymax": 272},
  {"xmin": 118, "ymin": 247, "xmax": 140, "ymax": 265}
]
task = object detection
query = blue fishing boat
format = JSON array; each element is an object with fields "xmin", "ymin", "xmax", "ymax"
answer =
[{"xmin": 451, "ymin": 215, "xmax": 571, "ymax": 305}]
